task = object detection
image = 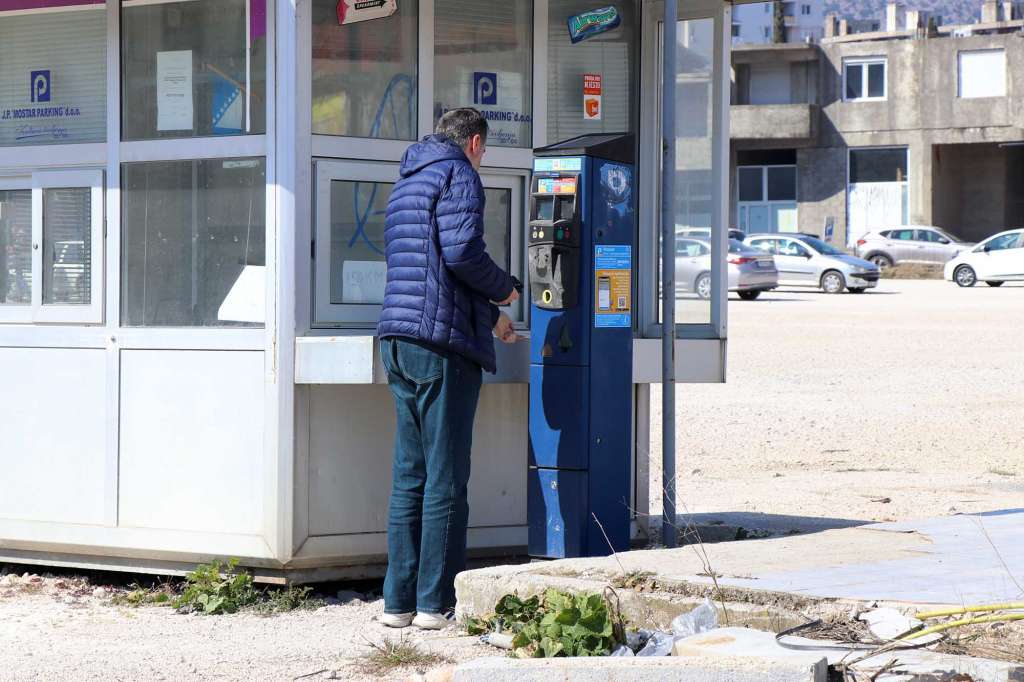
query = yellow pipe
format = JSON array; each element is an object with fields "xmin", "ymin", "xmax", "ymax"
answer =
[
  {"xmin": 915, "ymin": 603, "xmax": 1024, "ymax": 619},
  {"xmin": 900, "ymin": 613, "xmax": 1024, "ymax": 640}
]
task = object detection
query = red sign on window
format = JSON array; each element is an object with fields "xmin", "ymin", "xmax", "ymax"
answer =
[{"xmin": 583, "ymin": 73, "xmax": 602, "ymax": 121}]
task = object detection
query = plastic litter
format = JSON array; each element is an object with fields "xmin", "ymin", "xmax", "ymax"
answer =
[
  {"xmin": 610, "ymin": 644, "xmax": 635, "ymax": 657},
  {"xmin": 479, "ymin": 632, "xmax": 514, "ymax": 650},
  {"xmin": 635, "ymin": 630, "xmax": 675, "ymax": 657},
  {"xmin": 671, "ymin": 598, "xmax": 719, "ymax": 639}
]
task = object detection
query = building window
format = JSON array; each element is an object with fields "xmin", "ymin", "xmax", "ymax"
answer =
[
  {"xmin": 434, "ymin": 1, "xmax": 533, "ymax": 147},
  {"xmin": 958, "ymin": 49, "xmax": 1006, "ymax": 99},
  {"xmin": 762, "ymin": 26, "xmax": 771, "ymax": 39},
  {"xmin": 121, "ymin": 0, "xmax": 268, "ymax": 140},
  {"xmin": 843, "ymin": 57, "xmax": 887, "ymax": 101},
  {"xmin": 311, "ymin": 0, "xmax": 418, "ymax": 139},
  {"xmin": 0, "ymin": 6, "xmax": 106, "ymax": 146},
  {"xmin": 547, "ymin": 1, "xmax": 637, "ymax": 143},
  {"xmin": 0, "ymin": 170, "xmax": 104, "ymax": 324},
  {"xmin": 121, "ymin": 158, "xmax": 266, "ymax": 327},
  {"xmin": 801, "ymin": 4, "xmax": 811, "ymax": 15},
  {"xmin": 736, "ymin": 165, "xmax": 798, "ymax": 233},
  {"xmin": 732, "ymin": 24, "xmax": 741, "ymax": 37}
]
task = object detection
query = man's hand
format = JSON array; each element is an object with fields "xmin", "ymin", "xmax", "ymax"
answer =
[
  {"xmin": 495, "ymin": 288, "xmax": 519, "ymax": 306},
  {"xmin": 493, "ymin": 313, "xmax": 521, "ymax": 344}
]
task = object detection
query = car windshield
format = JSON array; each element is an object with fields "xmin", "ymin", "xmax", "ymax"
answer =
[
  {"xmin": 798, "ymin": 236, "xmax": 845, "ymax": 256},
  {"xmin": 936, "ymin": 229, "xmax": 963, "ymax": 243}
]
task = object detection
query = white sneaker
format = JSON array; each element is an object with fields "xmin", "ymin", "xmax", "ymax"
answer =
[
  {"xmin": 380, "ymin": 611, "xmax": 414, "ymax": 628},
  {"xmin": 413, "ymin": 610, "xmax": 456, "ymax": 630}
]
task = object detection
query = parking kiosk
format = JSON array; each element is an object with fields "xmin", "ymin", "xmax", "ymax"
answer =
[{"xmin": 527, "ymin": 134, "xmax": 636, "ymax": 558}]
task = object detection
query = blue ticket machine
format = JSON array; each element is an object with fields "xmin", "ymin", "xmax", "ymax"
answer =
[{"xmin": 527, "ymin": 134, "xmax": 635, "ymax": 558}]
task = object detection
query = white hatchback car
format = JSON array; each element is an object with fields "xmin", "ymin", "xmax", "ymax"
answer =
[{"xmin": 944, "ymin": 229, "xmax": 1024, "ymax": 287}]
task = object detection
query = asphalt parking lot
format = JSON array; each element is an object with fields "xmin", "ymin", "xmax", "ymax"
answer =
[{"xmin": 651, "ymin": 278, "xmax": 1024, "ymax": 525}]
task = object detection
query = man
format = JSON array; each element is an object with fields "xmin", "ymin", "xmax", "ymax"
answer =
[{"xmin": 377, "ymin": 108, "xmax": 520, "ymax": 629}]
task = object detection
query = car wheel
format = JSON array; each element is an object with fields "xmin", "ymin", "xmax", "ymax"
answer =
[
  {"xmin": 695, "ymin": 272, "xmax": 712, "ymax": 300},
  {"xmin": 869, "ymin": 253, "xmax": 893, "ymax": 269},
  {"xmin": 738, "ymin": 290, "xmax": 761, "ymax": 300},
  {"xmin": 985, "ymin": 281, "xmax": 1004, "ymax": 288},
  {"xmin": 848, "ymin": 288, "xmax": 867, "ymax": 294},
  {"xmin": 954, "ymin": 265, "xmax": 977, "ymax": 288},
  {"xmin": 820, "ymin": 270, "xmax": 846, "ymax": 294}
]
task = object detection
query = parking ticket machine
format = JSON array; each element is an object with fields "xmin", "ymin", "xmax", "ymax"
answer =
[{"xmin": 527, "ymin": 134, "xmax": 635, "ymax": 559}]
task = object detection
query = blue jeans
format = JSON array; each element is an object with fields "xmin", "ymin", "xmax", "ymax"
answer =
[{"xmin": 380, "ymin": 337, "xmax": 483, "ymax": 614}]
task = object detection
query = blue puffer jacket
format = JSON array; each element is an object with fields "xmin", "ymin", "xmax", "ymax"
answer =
[{"xmin": 377, "ymin": 135, "xmax": 515, "ymax": 373}]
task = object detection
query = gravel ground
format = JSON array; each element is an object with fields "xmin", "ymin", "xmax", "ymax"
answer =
[
  {"xmin": 4, "ymin": 279, "xmax": 1023, "ymax": 681},
  {"xmin": 0, "ymin": 571, "xmax": 480, "ymax": 682},
  {"xmin": 650, "ymin": 278, "xmax": 1024, "ymax": 525}
]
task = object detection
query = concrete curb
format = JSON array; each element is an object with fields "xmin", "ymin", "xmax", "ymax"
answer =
[{"xmin": 451, "ymin": 655, "xmax": 828, "ymax": 682}]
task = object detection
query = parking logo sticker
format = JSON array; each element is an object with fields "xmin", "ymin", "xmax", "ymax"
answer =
[
  {"xmin": 31, "ymin": 70, "xmax": 51, "ymax": 103},
  {"xmin": 473, "ymin": 72, "xmax": 497, "ymax": 106}
]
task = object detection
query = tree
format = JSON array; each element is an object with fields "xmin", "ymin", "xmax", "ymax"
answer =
[{"xmin": 772, "ymin": 1, "xmax": 786, "ymax": 43}]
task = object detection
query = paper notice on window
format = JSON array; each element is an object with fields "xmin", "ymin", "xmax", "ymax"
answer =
[
  {"xmin": 156, "ymin": 50, "xmax": 194, "ymax": 132},
  {"xmin": 337, "ymin": 0, "xmax": 398, "ymax": 25},
  {"xmin": 342, "ymin": 260, "xmax": 387, "ymax": 304}
]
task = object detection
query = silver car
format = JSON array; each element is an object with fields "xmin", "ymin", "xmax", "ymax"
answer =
[
  {"xmin": 675, "ymin": 238, "xmax": 778, "ymax": 300},
  {"xmin": 855, "ymin": 226, "xmax": 974, "ymax": 268},
  {"xmin": 744, "ymin": 234, "xmax": 880, "ymax": 293}
]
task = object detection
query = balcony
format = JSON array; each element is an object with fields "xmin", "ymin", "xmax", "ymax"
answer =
[{"xmin": 730, "ymin": 103, "xmax": 819, "ymax": 144}]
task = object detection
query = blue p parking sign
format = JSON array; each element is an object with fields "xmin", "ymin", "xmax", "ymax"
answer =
[
  {"xmin": 30, "ymin": 70, "xmax": 51, "ymax": 103},
  {"xmin": 473, "ymin": 72, "xmax": 497, "ymax": 106}
]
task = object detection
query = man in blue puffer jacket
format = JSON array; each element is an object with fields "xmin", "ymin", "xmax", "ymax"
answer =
[{"xmin": 377, "ymin": 108, "xmax": 519, "ymax": 630}]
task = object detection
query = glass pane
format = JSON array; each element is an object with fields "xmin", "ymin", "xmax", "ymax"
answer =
[
  {"xmin": 42, "ymin": 188, "xmax": 91, "ymax": 305},
  {"xmin": 669, "ymin": 18, "xmax": 715, "ymax": 325},
  {"xmin": 327, "ymin": 180, "xmax": 510, "ymax": 306},
  {"xmin": 0, "ymin": 190, "xmax": 32, "ymax": 304},
  {"xmin": 738, "ymin": 167, "xmax": 762, "ymax": 201},
  {"xmin": 121, "ymin": 158, "xmax": 266, "ymax": 327},
  {"xmin": 434, "ymin": 1, "xmax": 533, "ymax": 147},
  {"xmin": 850, "ymin": 148, "xmax": 907, "ymax": 183},
  {"xmin": 845, "ymin": 63, "xmax": 863, "ymax": 100},
  {"xmin": 0, "ymin": 8, "xmax": 106, "ymax": 146},
  {"xmin": 547, "ymin": 1, "xmax": 636, "ymax": 143},
  {"xmin": 766, "ymin": 166, "xmax": 796, "ymax": 201},
  {"xmin": 867, "ymin": 63, "xmax": 885, "ymax": 98},
  {"xmin": 121, "ymin": 0, "xmax": 268, "ymax": 140},
  {"xmin": 312, "ymin": 0, "xmax": 418, "ymax": 139}
]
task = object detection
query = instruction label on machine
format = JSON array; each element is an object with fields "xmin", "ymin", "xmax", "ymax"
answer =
[{"xmin": 594, "ymin": 245, "xmax": 631, "ymax": 328}]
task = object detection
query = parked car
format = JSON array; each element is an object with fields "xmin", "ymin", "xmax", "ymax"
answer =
[
  {"xmin": 675, "ymin": 238, "xmax": 778, "ymax": 300},
  {"xmin": 744, "ymin": 233, "xmax": 880, "ymax": 293},
  {"xmin": 676, "ymin": 226, "xmax": 746, "ymax": 241},
  {"xmin": 855, "ymin": 226, "xmax": 974, "ymax": 268},
  {"xmin": 944, "ymin": 228, "xmax": 1024, "ymax": 287}
]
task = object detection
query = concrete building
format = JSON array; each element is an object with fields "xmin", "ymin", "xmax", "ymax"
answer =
[
  {"xmin": 730, "ymin": 2, "xmax": 1024, "ymax": 246},
  {"xmin": 732, "ymin": 1, "xmax": 825, "ymax": 45}
]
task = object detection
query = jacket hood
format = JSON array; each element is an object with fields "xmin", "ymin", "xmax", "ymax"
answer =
[{"xmin": 400, "ymin": 135, "xmax": 469, "ymax": 177}]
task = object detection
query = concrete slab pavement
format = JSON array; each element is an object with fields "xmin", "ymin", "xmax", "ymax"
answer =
[{"xmin": 456, "ymin": 511, "xmax": 1024, "ymax": 630}]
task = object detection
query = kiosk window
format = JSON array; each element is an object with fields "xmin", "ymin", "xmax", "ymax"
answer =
[
  {"xmin": 433, "ymin": 1, "xmax": 533, "ymax": 148},
  {"xmin": 326, "ymin": 180, "xmax": 511, "ymax": 307},
  {"xmin": 121, "ymin": 0, "xmax": 268, "ymax": 140},
  {"xmin": 121, "ymin": 158, "xmax": 267, "ymax": 327},
  {"xmin": 311, "ymin": 0, "xmax": 418, "ymax": 139},
  {"xmin": 0, "ymin": 191, "xmax": 32, "ymax": 305},
  {"xmin": 547, "ymin": 1, "xmax": 637, "ymax": 143},
  {"xmin": 0, "ymin": 7, "xmax": 106, "ymax": 146}
]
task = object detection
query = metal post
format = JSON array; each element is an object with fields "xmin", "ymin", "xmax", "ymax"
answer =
[{"xmin": 660, "ymin": 0, "xmax": 678, "ymax": 548}]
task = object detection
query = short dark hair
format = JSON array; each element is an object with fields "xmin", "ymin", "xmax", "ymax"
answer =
[{"xmin": 435, "ymin": 108, "xmax": 488, "ymax": 148}]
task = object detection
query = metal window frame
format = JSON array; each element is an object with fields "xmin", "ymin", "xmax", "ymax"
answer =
[
  {"xmin": 639, "ymin": 0, "xmax": 730, "ymax": 341},
  {"xmin": 0, "ymin": 170, "xmax": 105, "ymax": 324},
  {"xmin": 842, "ymin": 56, "xmax": 888, "ymax": 102},
  {"xmin": 311, "ymin": 158, "xmax": 528, "ymax": 328}
]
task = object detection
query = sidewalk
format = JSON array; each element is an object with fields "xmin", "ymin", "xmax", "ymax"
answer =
[{"xmin": 456, "ymin": 510, "xmax": 1024, "ymax": 628}]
